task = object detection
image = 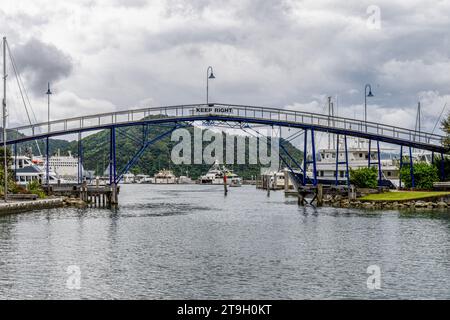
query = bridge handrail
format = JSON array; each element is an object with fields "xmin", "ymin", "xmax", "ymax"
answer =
[
  {"xmin": 215, "ymin": 103, "xmax": 443, "ymax": 140},
  {"xmin": 5, "ymin": 102, "xmax": 445, "ymax": 147}
]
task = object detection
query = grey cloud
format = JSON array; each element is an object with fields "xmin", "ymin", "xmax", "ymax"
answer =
[
  {"xmin": 11, "ymin": 38, "xmax": 73, "ymax": 95},
  {"xmin": 143, "ymin": 26, "xmax": 240, "ymax": 52},
  {"xmin": 111, "ymin": 0, "xmax": 148, "ymax": 8},
  {"xmin": 3, "ymin": 1, "xmax": 450, "ymax": 133},
  {"xmin": 164, "ymin": 0, "xmax": 213, "ymax": 17},
  {"xmin": 13, "ymin": 12, "xmax": 49, "ymax": 28}
]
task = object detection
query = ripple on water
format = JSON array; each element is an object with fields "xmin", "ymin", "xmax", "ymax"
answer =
[
  {"xmin": 117, "ymin": 202, "xmax": 212, "ymax": 217},
  {"xmin": 1, "ymin": 184, "xmax": 450, "ymax": 299}
]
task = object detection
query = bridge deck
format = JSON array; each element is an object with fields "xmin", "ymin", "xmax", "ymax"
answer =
[{"xmin": 2, "ymin": 103, "xmax": 447, "ymax": 153}]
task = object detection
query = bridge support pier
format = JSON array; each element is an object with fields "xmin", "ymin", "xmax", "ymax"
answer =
[
  {"xmin": 409, "ymin": 146, "xmax": 415, "ymax": 189},
  {"xmin": 78, "ymin": 132, "xmax": 83, "ymax": 184},
  {"xmin": 399, "ymin": 146, "xmax": 403, "ymax": 189},
  {"xmin": 13, "ymin": 143, "xmax": 17, "ymax": 181},
  {"xmin": 311, "ymin": 129, "xmax": 317, "ymax": 185},
  {"xmin": 344, "ymin": 135, "xmax": 349, "ymax": 186},
  {"xmin": 297, "ymin": 185, "xmax": 323, "ymax": 207},
  {"xmin": 335, "ymin": 134, "xmax": 349, "ymax": 186},
  {"xmin": 377, "ymin": 140, "xmax": 382, "ymax": 186},
  {"xmin": 303, "ymin": 130, "xmax": 308, "ymax": 185},
  {"xmin": 440, "ymin": 152, "xmax": 445, "ymax": 181},
  {"xmin": 46, "ymin": 137, "xmax": 49, "ymax": 186},
  {"xmin": 303, "ymin": 128, "xmax": 317, "ymax": 186},
  {"xmin": 109, "ymin": 127, "xmax": 118, "ymax": 204},
  {"xmin": 399, "ymin": 146, "xmax": 415, "ymax": 189},
  {"xmin": 111, "ymin": 183, "xmax": 118, "ymax": 205}
]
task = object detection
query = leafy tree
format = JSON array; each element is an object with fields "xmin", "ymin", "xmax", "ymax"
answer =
[
  {"xmin": 432, "ymin": 156, "xmax": 450, "ymax": 181},
  {"xmin": 400, "ymin": 162, "xmax": 439, "ymax": 190},
  {"xmin": 349, "ymin": 166, "xmax": 378, "ymax": 188},
  {"xmin": 0, "ymin": 147, "xmax": 18, "ymax": 195},
  {"xmin": 441, "ymin": 113, "xmax": 450, "ymax": 149},
  {"xmin": 27, "ymin": 180, "xmax": 46, "ymax": 199},
  {"xmin": 0, "ymin": 147, "xmax": 43, "ymax": 197},
  {"xmin": 0, "ymin": 146, "xmax": 13, "ymax": 167}
]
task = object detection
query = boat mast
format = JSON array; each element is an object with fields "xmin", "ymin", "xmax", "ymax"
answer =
[
  {"xmin": 415, "ymin": 102, "xmax": 421, "ymax": 137},
  {"xmin": 2, "ymin": 36, "xmax": 7, "ymax": 202},
  {"xmin": 327, "ymin": 96, "xmax": 335, "ymax": 150},
  {"xmin": 327, "ymin": 97, "xmax": 331, "ymax": 149}
]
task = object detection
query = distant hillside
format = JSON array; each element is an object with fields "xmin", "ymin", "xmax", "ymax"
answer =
[
  {"xmin": 6, "ymin": 120, "xmax": 303, "ymax": 179},
  {"xmin": 6, "ymin": 129, "xmax": 75, "ymax": 157},
  {"xmin": 68, "ymin": 123, "xmax": 303, "ymax": 179}
]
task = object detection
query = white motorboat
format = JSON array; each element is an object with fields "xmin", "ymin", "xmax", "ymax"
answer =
[{"xmin": 199, "ymin": 160, "xmax": 242, "ymax": 186}]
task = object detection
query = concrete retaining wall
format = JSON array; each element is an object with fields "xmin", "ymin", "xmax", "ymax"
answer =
[{"xmin": 0, "ymin": 198, "xmax": 65, "ymax": 215}]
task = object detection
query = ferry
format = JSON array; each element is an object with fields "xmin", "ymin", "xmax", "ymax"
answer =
[
  {"xmin": 11, "ymin": 155, "xmax": 68, "ymax": 186},
  {"xmin": 33, "ymin": 151, "xmax": 84, "ymax": 179}
]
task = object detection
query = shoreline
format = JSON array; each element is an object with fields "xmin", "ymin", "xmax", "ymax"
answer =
[
  {"xmin": 323, "ymin": 196, "xmax": 450, "ymax": 210},
  {"xmin": 0, "ymin": 198, "xmax": 66, "ymax": 215}
]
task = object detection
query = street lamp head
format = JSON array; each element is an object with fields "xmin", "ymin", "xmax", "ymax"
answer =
[
  {"xmin": 46, "ymin": 82, "xmax": 52, "ymax": 95},
  {"xmin": 365, "ymin": 83, "xmax": 373, "ymax": 97},
  {"xmin": 207, "ymin": 66, "xmax": 215, "ymax": 79},
  {"xmin": 206, "ymin": 66, "xmax": 215, "ymax": 104}
]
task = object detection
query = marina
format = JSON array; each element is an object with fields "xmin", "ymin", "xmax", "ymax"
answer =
[{"xmin": 1, "ymin": 0, "xmax": 450, "ymax": 304}]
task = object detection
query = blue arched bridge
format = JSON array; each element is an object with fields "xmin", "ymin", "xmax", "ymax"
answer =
[{"xmin": 2, "ymin": 103, "xmax": 448, "ymax": 193}]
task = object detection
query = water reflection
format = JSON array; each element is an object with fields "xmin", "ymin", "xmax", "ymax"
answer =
[{"xmin": 0, "ymin": 184, "xmax": 449, "ymax": 299}]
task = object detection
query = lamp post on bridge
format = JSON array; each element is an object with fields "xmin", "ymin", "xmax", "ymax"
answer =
[
  {"xmin": 46, "ymin": 82, "xmax": 52, "ymax": 132},
  {"xmin": 46, "ymin": 83, "xmax": 52, "ymax": 186},
  {"xmin": 206, "ymin": 66, "xmax": 215, "ymax": 105},
  {"xmin": 2, "ymin": 37, "xmax": 7, "ymax": 202},
  {"xmin": 364, "ymin": 84, "xmax": 374, "ymax": 132}
]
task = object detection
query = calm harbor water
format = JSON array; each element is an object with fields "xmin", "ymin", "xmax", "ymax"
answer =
[{"xmin": 1, "ymin": 184, "xmax": 450, "ymax": 299}]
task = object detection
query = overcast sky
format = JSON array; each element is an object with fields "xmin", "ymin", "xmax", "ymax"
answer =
[{"xmin": 1, "ymin": 0, "xmax": 450, "ymax": 135}]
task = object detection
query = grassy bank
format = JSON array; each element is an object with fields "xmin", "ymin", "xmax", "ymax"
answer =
[{"xmin": 359, "ymin": 191, "xmax": 450, "ymax": 202}]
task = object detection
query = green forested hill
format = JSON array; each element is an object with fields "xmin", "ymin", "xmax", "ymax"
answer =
[
  {"xmin": 7, "ymin": 130, "xmax": 73, "ymax": 156},
  {"xmin": 68, "ymin": 123, "xmax": 304, "ymax": 179},
  {"xmin": 8, "ymin": 121, "xmax": 303, "ymax": 179}
]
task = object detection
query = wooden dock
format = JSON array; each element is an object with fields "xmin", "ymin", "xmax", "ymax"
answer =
[{"xmin": 43, "ymin": 183, "xmax": 120, "ymax": 207}]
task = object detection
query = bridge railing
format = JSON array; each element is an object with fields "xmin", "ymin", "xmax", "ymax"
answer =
[{"xmin": 5, "ymin": 103, "xmax": 445, "ymax": 149}]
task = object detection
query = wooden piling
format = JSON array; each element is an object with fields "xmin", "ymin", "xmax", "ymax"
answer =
[
  {"xmin": 111, "ymin": 184, "xmax": 118, "ymax": 205},
  {"xmin": 317, "ymin": 184, "xmax": 323, "ymax": 207},
  {"xmin": 284, "ymin": 170, "xmax": 289, "ymax": 192},
  {"xmin": 298, "ymin": 191, "xmax": 304, "ymax": 206}
]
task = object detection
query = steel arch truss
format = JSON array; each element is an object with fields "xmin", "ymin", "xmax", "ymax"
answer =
[{"xmin": 109, "ymin": 123, "xmax": 186, "ymax": 185}]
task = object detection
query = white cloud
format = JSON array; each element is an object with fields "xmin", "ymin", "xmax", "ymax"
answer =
[{"xmin": 0, "ymin": 0, "xmax": 449, "ymax": 137}]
